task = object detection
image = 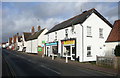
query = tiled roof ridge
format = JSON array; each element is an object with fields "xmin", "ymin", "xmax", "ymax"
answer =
[{"xmin": 52, "ymin": 8, "xmax": 95, "ymax": 28}]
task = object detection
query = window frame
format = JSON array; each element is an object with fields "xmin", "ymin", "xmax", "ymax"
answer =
[
  {"xmin": 99, "ymin": 28, "xmax": 104, "ymax": 38},
  {"xmin": 87, "ymin": 26, "xmax": 92, "ymax": 37},
  {"xmin": 87, "ymin": 46, "xmax": 92, "ymax": 57},
  {"xmin": 65, "ymin": 29, "xmax": 68, "ymax": 38},
  {"xmin": 55, "ymin": 32, "xmax": 57, "ymax": 40}
]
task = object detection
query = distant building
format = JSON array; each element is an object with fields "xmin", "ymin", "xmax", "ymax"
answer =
[
  {"xmin": 26, "ymin": 26, "xmax": 48, "ymax": 54},
  {"xmin": 45, "ymin": 8, "xmax": 112, "ymax": 62},
  {"xmin": 21, "ymin": 32, "xmax": 31, "ymax": 52},
  {"xmin": 105, "ymin": 19, "xmax": 120, "ymax": 57}
]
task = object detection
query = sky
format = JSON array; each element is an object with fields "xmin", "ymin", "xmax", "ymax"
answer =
[{"xmin": 2, "ymin": 2, "xmax": 119, "ymax": 42}]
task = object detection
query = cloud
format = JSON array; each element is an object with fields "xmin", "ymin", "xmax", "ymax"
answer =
[{"xmin": 2, "ymin": 2, "xmax": 118, "ymax": 42}]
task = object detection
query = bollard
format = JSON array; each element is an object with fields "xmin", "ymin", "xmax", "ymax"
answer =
[
  {"xmin": 66, "ymin": 53, "xmax": 68, "ymax": 63},
  {"xmin": 42, "ymin": 54, "xmax": 44, "ymax": 58},
  {"xmin": 52, "ymin": 53, "xmax": 54, "ymax": 60}
]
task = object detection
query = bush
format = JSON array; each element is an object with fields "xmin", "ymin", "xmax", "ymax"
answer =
[{"xmin": 114, "ymin": 45, "xmax": 120, "ymax": 56}]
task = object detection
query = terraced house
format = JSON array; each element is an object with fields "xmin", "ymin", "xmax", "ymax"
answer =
[
  {"xmin": 25, "ymin": 26, "xmax": 48, "ymax": 54},
  {"xmin": 45, "ymin": 8, "xmax": 112, "ymax": 62}
]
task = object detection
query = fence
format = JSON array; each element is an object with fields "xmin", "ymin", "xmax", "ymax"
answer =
[{"xmin": 96, "ymin": 56, "xmax": 120, "ymax": 69}]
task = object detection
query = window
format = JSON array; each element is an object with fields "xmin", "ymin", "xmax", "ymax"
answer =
[
  {"xmin": 112, "ymin": 48, "xmax": 114, "ymax": 54},
  {"xmin": 99, "ymin": 28, "xmax": 103, "ymax": 38},
  {"xmin": 65, "ymin": 29, "xmax": 68, "ymax": 39},
  {"xmin": 55, "ymin": 32, "xmax": 57, "ymax": 40},
  {"xmin": 87, "ymin": 26, "xmax": 92, "ymax": 37},
  {"xmin": 87, "ymin": 46, "xmax": 92, "ymax": 57}
]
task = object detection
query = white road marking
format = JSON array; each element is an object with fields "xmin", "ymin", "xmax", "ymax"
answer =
[{"xmin": 40, "ymin": 65, "xmax": 61, "ymax": 75}]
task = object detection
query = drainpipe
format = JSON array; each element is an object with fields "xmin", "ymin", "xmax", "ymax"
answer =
[{"xmin": 80, "ymin": 24, "xmax": 84, "ymax": 62}]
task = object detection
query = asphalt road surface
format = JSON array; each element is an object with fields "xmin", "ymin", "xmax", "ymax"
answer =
[{"xmin": 2, "ymin": 49, "xmax": 116, "ymax": 78}]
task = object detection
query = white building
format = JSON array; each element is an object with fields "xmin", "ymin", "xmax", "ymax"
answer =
[
  {"xmin": 26, "ymin": 26, "xmax": 48, "ymax": 54},
  {"xmin": 21, "ymin": 32, "xmax": 31, "ymax": 52},
  {"xmin": 45, "ymin": 8, "xmax": 112, "ymax": 62},
  {"xmin": 105, "ymin": 20, "xmax": 120, "ymax": 57},
  {"xmin": 16, "ymin": 34, "xmax": 23, "ymax": 51}
]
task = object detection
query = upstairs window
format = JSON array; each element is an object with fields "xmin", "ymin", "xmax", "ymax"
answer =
[
  {"xmin": 55, "ymin": 32, "xmax": 57, "ymax": 40},
  {"xmin": 87, "ymin": 46, "xmax": 92, "ymax": 57},
  {"xmin": 99, "ymin": 28, "xmax": 103, "ymax": 38},
  {"xmin": 87, "ymin": 26, "xmax": 92, "ymax": 37},
  {"xmin": 65, "ymin": 29, "xmax": 68, "ymax": 39}
]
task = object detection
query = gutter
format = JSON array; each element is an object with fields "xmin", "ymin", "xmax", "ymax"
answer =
[{"xmin": 80, "ymin": 24, "xmax": 84, "ymax": 62}]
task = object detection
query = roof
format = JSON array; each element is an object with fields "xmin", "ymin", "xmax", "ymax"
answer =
[
  {"xmin": 23, "ymin": 32, "xmax": 31, "ymax": 41},
  {"xmin": 26, "ymin": 28, "xmax": 45, "ymax": 41},
  {"xmin": 45, "ymin": 8, "xmax": 112, "ymax": 34},
  {"xmin": 106, "ymin": 20, "xmax": 120, "ymax": 42},
  {"xmin": 18, "ymin": 36, "xmax": 22, "ymax": 42}
]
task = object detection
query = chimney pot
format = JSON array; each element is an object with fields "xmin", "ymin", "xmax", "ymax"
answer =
[
  {"xmin": 38, "ymin": 25, "xmax": 41, "ymax": 31},
  {"xmin": 17, "ymin": 33, "xmax": 19, "ymax": 36},
  {"xmin": 32, "ymin": 26, "xmax": 34, "ymax": 34}
]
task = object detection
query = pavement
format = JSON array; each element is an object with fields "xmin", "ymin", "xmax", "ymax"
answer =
[{"xmin": 2, "ymin": 49, "xmax": 118, "ymax": 78}]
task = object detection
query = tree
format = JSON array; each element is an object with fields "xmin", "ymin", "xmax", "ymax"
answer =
[{"xmin": 114, "ymin": 45, "xmax": 120, "ymax": 56}]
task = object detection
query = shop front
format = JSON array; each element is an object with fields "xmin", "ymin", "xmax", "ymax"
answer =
[
  {"xmin": 38, "ymin": 41, "xmax": 45, "ymax": 55},
  {"xmin": 61, "ymin": 39, "xmax": 76, "ymax": 60},
  {"xmin": 45, "ymin": 42, "xmax": 58, "ymax": 57}
]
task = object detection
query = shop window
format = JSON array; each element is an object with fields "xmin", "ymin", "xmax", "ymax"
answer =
[
  {"xmin": 64, "ymin": 46, "xmax": 70, "ymax": 56},
  {"xmin": 52, "ymin": 46, "xmax": 58, "ymax": 54},
  {"xmin": 99, "ymin": 28, "xmax": 103, "ymax": 38},
  {"xmin": 87, "ymin": 26, "xmax": 92, "ymax": 37},
  {"xmin": 87, "ymin": 46, "xmax": 92, "ymax": 57},
  {"xmin": 55, "ymin": 32, "xmax": 57, "ymax": 40},
  {"xmin": 65, "ymin": 29, "xmax": 68, "ymax": 39}
]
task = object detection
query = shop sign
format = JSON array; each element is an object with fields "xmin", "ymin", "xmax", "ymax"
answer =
[
  {"xmin": 41, "ymin": 44, "xmax": 44, "ymax": 47},
  {"xmin": 62, "ymin": 40, "xmax": 75, "ymax": 45},
  {"xmin": 38, "ymin": 47, "xmax": 42, "ymax": 51},
  {"xmin": 42, "ymin": 41, "xmax": 45, "ymax": 44},
  {"xmin": 46, "ymin": 42, "xmax": 57, "ymax": 46}
]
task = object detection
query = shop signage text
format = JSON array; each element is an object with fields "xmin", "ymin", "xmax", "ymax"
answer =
[
  {"xmin": 62, "ymin": 40, "xmax": 75, "ymax": 45},
  {"xmin": 46, "ymin": 42, "xmax": 57, "ymax": 46}
]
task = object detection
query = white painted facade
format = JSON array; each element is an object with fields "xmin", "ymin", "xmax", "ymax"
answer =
[
  {"xmin": 105, "ymin": 42, "xmax": 119, "ymax": 57},
  {"xmin": 16, "ymin": 37, "xmax": 23, "ymax": 51},
  {"xmin": 45, "ymin": 13, "xmax": 111, "ymax": 62},
  {"xmin": 26, "ymin": 28, "xmax": 48, "ymax": 53}
]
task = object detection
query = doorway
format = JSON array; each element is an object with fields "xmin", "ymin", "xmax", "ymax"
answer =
[{"xmin": 46, "ymin": 46, "xmax": 50, "ymax": 56}]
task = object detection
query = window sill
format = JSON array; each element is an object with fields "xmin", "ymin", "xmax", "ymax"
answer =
[
  {"xmin": 87, "ymin": 36, "xmax": 92, "ymax": 38},
  {"xmin": 87, "ymin": 55, "xmax": 92, "ymax": 57},
  {"xmin": 99, "ymin": 37, "xmax": 104, "ymax": 39}
]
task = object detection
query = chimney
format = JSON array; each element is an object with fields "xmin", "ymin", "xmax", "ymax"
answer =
[
  {"xmin": 17, "ymin": 33, "xmax": 19, "ymax": 36},
  {"xmin": 32, "ymin": 26, "xmax": 34, "ymax": 34},
  {"xmin": 38, "ymin": 25, "xmax": 41, "ymax": 31}
]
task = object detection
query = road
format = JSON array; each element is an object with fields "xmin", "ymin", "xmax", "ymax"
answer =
[{"xmin": 2, "ymin": 49, "xmax": 116, "ymax": 77}]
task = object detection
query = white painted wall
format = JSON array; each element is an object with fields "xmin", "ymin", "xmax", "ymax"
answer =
[
  {"xmin": 46, "ymin": 12, "xmax": 111, "ymax": 62},
  {"xmin": 26, "ymin": 40, "xmax": 32, "ymax": 53},
  {"xmin": 26, "ymin": 28, "xmax": 48, "ymax": 53},
  {"xmin": 82, "ymin": 13, "xmax": 111, "ymax": 62},
  {"xmin": 105, "ymin": 42, "xmax": 118, "ymax": 57}
]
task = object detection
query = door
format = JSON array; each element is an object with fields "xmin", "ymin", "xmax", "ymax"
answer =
[
  {"xmin": 46, "ymin": 46, "xmax": 50, "ymax": 56},
  {"xmin": 71, "ymin": 46, "xmax": 76, "ymax": 60}
]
